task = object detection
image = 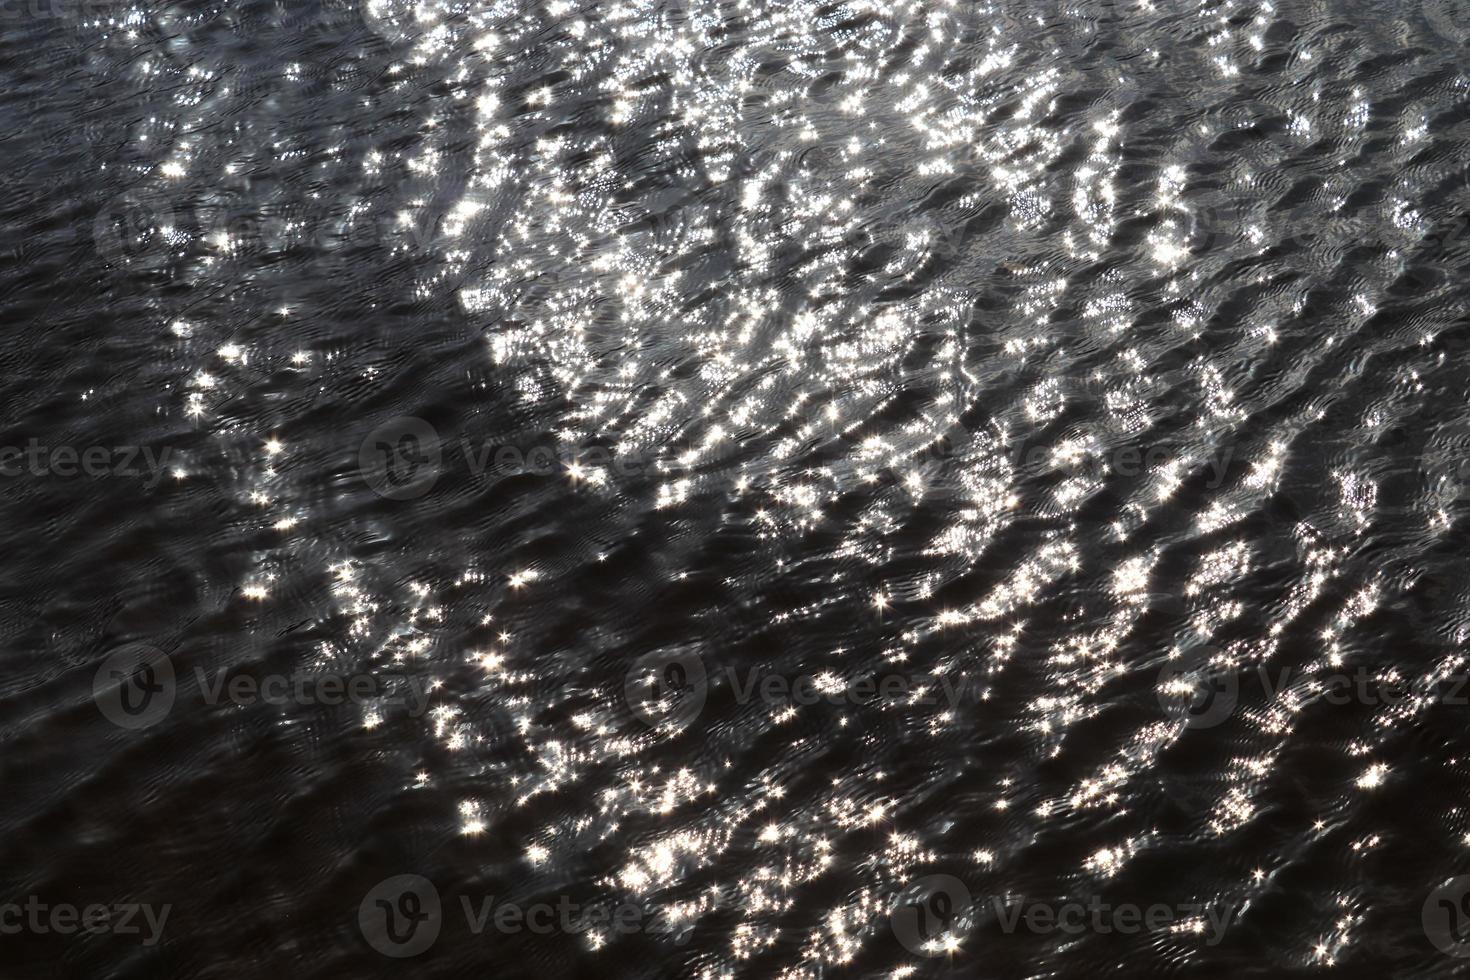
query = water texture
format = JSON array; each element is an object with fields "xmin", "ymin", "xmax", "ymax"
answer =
[{"xmin": 5, "ymin": 0, "xmax": 1470, "ymax": 976}]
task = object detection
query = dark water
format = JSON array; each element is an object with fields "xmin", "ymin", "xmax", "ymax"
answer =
[{"xmin": 6, "ymin": 0, "xmax": 1470, "ymax": 975}]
